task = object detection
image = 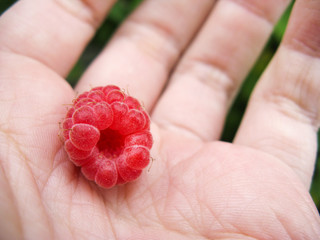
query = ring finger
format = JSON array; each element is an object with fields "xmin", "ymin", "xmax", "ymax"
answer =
[{"xmin": 152, "ymin": 0, "xmax": 290, "ymax": 141}]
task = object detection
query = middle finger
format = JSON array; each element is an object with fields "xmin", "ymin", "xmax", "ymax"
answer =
[{"xmin": 76, "ymin": 0, "xmax": 215, "ymax": 110}]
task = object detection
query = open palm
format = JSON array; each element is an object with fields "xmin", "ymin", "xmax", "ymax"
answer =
[{"xmin": 1, "ymin": 0, "xmax": 319, "ymax": 239}]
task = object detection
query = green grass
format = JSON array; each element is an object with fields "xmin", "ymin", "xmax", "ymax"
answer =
[{"xmin": 1, "ymin": 0, "xmax": 319, "ymax": 212}]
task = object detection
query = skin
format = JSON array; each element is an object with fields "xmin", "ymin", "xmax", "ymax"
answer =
[{"xmin": 0, "ymin": 0, "xmax": 319, "ymax": 239}]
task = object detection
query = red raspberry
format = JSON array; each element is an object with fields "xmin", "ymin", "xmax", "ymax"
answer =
[{"xmin": 61, "ymin": 85, "xmax": 153, "ymax": 188}]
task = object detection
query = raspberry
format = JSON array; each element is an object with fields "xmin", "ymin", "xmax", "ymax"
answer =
[{"xmin": 61, "ymin": 85, "xmax": 153, "ymax": 188}]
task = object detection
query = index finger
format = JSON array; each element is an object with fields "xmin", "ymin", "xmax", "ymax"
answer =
[{"xmin": 0, "ymin": 0, "xmax": 115, "ymax": 77}]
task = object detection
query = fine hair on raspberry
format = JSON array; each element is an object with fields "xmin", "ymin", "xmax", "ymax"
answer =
[{"xmin": 61, "ymin": 85, "xmax": 153, "ymax": 188}]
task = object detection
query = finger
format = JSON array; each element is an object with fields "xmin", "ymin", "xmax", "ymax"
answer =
[
  {"xmin": 234, "ymin": 0, "xmax": 320, "ymax": 188},
  {"xmin": 152, "ymin": 0, "xmax": 290, "ymax": 141},
  {"xmin": 76, "ymin": 0, "xmax": 215, "ymax": 110},
  {"xmin": 0, "ymin": 0, "xmax": 116, "ymax": 77}
]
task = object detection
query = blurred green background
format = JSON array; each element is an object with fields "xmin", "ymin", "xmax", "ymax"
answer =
[{"xmin": 1, "ymin": 0, "xmax": 319, "ymax": 212}]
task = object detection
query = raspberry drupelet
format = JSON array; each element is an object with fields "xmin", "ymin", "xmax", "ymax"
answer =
[{"xmin": 62, "ymin": 85, "xmax": 153, "ymax": 188}]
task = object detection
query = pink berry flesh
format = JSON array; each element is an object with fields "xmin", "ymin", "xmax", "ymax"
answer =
[
  {"xmin": 61, "ymin": 85, "xmax": 153, "ymax": 188},
  {"xmin": 69, "ymin": 124, "xmax": 100, "ymax": 151},
  {"xmin": 124, "ymin": 146, "xmax": 150, "ymax": 170}
]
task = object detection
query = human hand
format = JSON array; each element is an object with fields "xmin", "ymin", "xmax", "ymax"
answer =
[{"xmin": 0, "ymin": 0, "xmax": 319, "ymax": 239}]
